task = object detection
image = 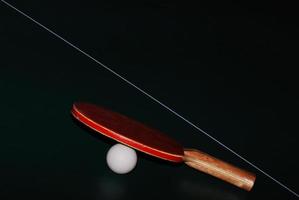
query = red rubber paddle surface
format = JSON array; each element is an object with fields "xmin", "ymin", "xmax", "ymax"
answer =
[{"xmin": 71, "ymin": 102, "xmax": 184, "ymax": 162}]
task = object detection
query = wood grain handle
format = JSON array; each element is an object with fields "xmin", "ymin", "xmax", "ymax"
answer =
[{"xmin": 183, "ymin": 149, "xmax": 256, "ymax": 191}]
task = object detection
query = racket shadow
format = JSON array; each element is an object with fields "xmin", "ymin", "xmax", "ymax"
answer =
[{"xmin": 71, "ymin": 114, "xmax": 115, "ymax": 146}]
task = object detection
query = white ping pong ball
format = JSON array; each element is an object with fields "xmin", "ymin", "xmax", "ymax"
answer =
[{"xmin": 106, "ymin": 143, "xmax": 137, "ymax": 174}]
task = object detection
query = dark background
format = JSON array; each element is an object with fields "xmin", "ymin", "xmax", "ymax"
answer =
[{"xmin": 1, "ymin": 1, "xmax": 298, "ymax": 199}]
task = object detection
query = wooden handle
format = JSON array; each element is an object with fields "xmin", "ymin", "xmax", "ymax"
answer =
[{"xmin": 183, "ymin": 149, "xmax": 256, "ymax": 191}]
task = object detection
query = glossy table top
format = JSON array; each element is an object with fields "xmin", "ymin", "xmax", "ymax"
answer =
[{"xmin": 1, "ymin": 1, "xmax": 298, "ymax": 199}]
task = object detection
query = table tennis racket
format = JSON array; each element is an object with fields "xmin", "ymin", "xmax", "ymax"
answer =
[{"xmin": 71, "ymin": 102, "xmax": 256, "ymax": 191}]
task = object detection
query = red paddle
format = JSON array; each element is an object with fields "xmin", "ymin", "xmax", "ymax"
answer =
[{"xmin": 71, "ymin": 102, "xmax": 256, "ymax": 191}]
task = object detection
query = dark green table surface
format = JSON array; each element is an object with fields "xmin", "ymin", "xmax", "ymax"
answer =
[{"xmin": 1, "ymin": 1, "xmax": 298, "ymax": 200}]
